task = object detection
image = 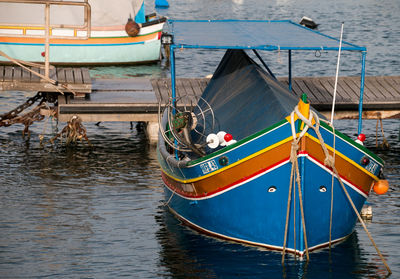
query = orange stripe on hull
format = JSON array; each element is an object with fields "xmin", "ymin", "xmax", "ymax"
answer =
[
  {"xmin": 303, "ymin": 137, "xmax": 373, "ymax": 194},
  {"xmin": 162, "ymin": 135, "xmax": 374, "ymax": 199},
  {"xmin": 163, "ymin": 141, "xmax": 292, "ymax": 197}
]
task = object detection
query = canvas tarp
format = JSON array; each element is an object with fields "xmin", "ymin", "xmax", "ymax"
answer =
[{"xmin": 194, "ymin": 49, "xmax": 302, "ymax": 142}]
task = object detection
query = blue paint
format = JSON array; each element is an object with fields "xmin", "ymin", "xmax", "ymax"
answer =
[
  {"xmin": 135, "ymin": 2, "xmax": 146, "ymax": 24},
  {"xmin": 164, "ymin": 154, "xmax": 367, "ymax": 253},
  {"xmin": 155, "ymin": 0, "xmax": 169, "ymax": 8}
]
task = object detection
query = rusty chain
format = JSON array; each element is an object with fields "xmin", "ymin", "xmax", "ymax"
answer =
[
  {"xmin": 0, "ymin": 92, "xmax": 59, "ymax": 138},
  {"xmin": 49, "ymin": 115, "xmax": 91, "ymax": 146},
  {"xmin": 0, "ymin": 92, "xmax": 45, "ymax": 123},
  {"xmin": 1, "ymin": 92, "xmax": 90, "ymax": 145}
]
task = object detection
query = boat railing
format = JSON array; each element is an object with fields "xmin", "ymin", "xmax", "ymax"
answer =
[{"xmin": 0, "ymin": 0, "xmax": 91, "ymax": 79}]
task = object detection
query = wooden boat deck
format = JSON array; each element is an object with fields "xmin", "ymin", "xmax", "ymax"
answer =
[{"xmin": 0, "ymin": 66, "xmax": 91, "ymax": 93}]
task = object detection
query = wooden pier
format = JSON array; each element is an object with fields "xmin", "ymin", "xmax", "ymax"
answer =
[{"xmin": 1, "ymin": 65, "xmax": 399, "ymax": 141}]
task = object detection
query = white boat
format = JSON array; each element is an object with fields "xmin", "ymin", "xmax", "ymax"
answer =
[{"xmin": 0, "ymin": 0, "xmax": 166, "ymax": 65}]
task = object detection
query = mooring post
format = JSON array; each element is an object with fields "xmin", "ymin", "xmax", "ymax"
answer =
[
  {"xmin": 44, "ymin": 2, "xmax": 50, "ymax": 79},
  {"xmin": 145, "ymin": 122, "xmax": 159, "ymax": 144}
]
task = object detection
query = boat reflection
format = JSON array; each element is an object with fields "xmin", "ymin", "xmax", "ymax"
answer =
[{"xmin": 156, "ymin": 208, "xmax": 385, "ymax": 279}]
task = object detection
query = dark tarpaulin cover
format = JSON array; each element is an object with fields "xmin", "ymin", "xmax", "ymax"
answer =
[{"xmin": 195, "ymin": 49, "xmax": 300, "ymax": 142}]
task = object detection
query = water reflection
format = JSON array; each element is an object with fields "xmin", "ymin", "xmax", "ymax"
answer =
[{"xmin": 156, "ymin": 208, "xmax": 389, "ymax": 279}]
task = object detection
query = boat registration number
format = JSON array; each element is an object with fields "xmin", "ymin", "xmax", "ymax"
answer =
[
  {"xmin": 365, "ymin": 160, "xmax": 378, "ymax": 174},
  {"xmin": 200, "ymin": 160, "xmax": 218, "ymax": 174}
]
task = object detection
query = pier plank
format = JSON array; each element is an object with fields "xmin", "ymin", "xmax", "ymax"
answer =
[
  {"xmin": 346, "ymin": 77, "xmax": 373, "ymax": 101},
  {"xmin": 30, "ymin": 67, "xmax": 41, "ymax": 82},
  {"xmin": 365, "ymin": 78, "xmax": 386, "ymax": 101},
  {"xmin": 325, "ymin": 77, "xmax": 349, "ymax": 102},
  {"xmin": 341, "ymin": 77, "xmax": 360, "ymax": 98},
  {"xmin": 21, "ymin": 67, "xmax": 31, "ymax": 82},
  {"xmin": 0, "ymin": 66, "xmax": 4, "ymax": 82},
  {"xmin": 65, "ymin": 68, "xmax": 74, "ymax": 84},
  {"xmin": 293, "ymin": 79, "xmax": 319, "ymax": 103},
  {"xmin": 370, "ymin": 76, "xmax": 396, "ymax": 100},
  {"xmin": 374, "ymin": 77, "xmax": 398, "ymax": 98},
  {"xmin": 301, "ymin": 78, "xmax": 328, "ymax": 102},
  {"xmin": 304, "ymin": 78, "xmax": 331, "ymax": 103},
  {"xmin": 92, "ymin": 78, "xmax": 153, "ymax": 92},
  {"xmin": 56, "ymin": 68, "xmax": 66, "ymax": 83},
  {"xmin": 338, "ymin": 79, "xmax": 358, "ymax": 103},
  {"xmin": 189, "ymin": 78, "xmax": 204, "ymax": 97},
  {"xmin": 81, "ymin": 68, "xmax": 91, "ymax": 84},
  {"xmin": 49, "ymin": 68, "xmax": 57, "ymax": 81},
  {"xmin": 73, "ymin": 68, "xmax": 83, "ymax": 84},
  {"xmin": 13, "ymin": 67, "xmax": 22, "ymax": 81},
  {"xmin": 381, "ymin": 76, "xmax": 400, "ymax": 96},
  {"xmin": 3, "ymin": 66, "xmax": 13, "ymax": 81}
]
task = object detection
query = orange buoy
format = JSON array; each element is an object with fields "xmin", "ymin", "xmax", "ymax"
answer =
[{"xmin": 373, "ymin": 179, "xmax": 389, "ymax": 195}]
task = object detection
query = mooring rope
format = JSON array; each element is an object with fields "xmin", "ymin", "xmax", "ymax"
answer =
[
  {"xmin": 282, "ymin": 110, "xmax": 312, "ymax": 263},
  {"xmin": 375, "ymin": 113, "xmax": 390, "ymax": 149},
  {"xmin": 282, "ymin": 158, "xmax": 295, "ymax": 264},
  {"xmin": 289, "ymin": 106, "xmax": 391, "ymax": 275}
]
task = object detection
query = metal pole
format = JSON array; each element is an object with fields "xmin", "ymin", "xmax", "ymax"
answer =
[
  {"xmin": 170, "ymin": 45, "xmax": 176, "ymax": 103},
  {"xmin": 358, "ymin": 51, "xmax": 366, "ymax": 134},
  {"xmin": 288, "ymin": 50, "xmax": 292, "ymax": 91},
  {"xmin": 44, "ymin": 1, "xmax": 50, "ymax": 79},
  {"xmin": 252, "ymin": 50, "xmax": 276, "ymax": 79},
  {"xmin": 169, "ymin": 45, "xmax": 179, "ymax": 159}
]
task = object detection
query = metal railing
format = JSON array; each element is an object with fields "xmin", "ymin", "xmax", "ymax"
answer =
[{"xmin": 0, "ymin": 0, "xmax": 91, "ymax": 78}]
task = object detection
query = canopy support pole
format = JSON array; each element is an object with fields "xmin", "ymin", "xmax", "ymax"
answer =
[
  {"xmin": 288, "ymin": 50, "xmax": 292, "ymax": 91},
  {"xmin": 358, "ymin": 51, "xmax": 366, "ymax": 134},
  {"xmin": 170, "ymin": 45, "xmax": 176, "ymax": 103},
  {"xmin": 170, "ymin": 45, "xmax": 179, "ymax": 159},
  {"xmin": 252, "ymin": 50, "xmax": 276, "ymax": 79}
]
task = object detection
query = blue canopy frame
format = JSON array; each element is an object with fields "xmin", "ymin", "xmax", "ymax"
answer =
[{"xmin": 166, "ymin": 19, "xmax": 367, "ymax": 134}]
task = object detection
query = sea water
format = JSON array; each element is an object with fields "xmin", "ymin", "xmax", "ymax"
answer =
[{"xmin": 1, "ymin": 0, "xmax": 399, "ymax": 278}]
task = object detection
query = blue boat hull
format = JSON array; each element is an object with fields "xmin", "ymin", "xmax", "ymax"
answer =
[{"xmin": 163, "ymin": 152, "xmax": 367, "ymax": 255}]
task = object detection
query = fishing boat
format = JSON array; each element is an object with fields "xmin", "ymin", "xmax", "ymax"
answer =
[
  {"xmin": 0, "ymin": 0, "xmax": 166, "ymax": 65},
  {"xmin": 157, "ymin": 20, "xmax": 388, "ymax": 256}
]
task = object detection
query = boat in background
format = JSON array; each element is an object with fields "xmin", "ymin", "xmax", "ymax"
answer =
[
  {"xmin": 0, "ymin": 0, "xmax": 166, "ymax": 65},
  {"xmin": 157, "ymin": 20, "xmax": 388, "ymax": 257}
]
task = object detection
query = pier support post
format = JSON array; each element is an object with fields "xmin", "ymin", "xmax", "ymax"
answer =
[{"xmin": 145, "ymin": 122, "xmax": 159, "ymax": 144}]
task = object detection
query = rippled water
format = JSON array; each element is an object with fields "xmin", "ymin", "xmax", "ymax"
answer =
[{"xmin": 1, "ymin": 0, "xmax": 399, "ymax": 278}]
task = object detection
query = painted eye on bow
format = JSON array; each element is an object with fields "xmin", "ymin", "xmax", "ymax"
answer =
[{"xmin": 268, "ymin": 186, "xmax": 277, "ymax": 193}]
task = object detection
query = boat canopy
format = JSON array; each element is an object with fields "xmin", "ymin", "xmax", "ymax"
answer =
[
  {"xmin": 167, "ymin": 20, "xmax": 367, "ymax": 134},
  {"xmin": 168, "ymin": 20, "xmax": 366, "ymax": 51}
]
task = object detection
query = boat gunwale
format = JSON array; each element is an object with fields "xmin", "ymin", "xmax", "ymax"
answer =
[
  {"xmin": 159, "ymin": 118, "xmax": 382, "ymax": 188},
  {"xmin": 185, "ymin": 118, "xmax": 384, "ymax": 167}
]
